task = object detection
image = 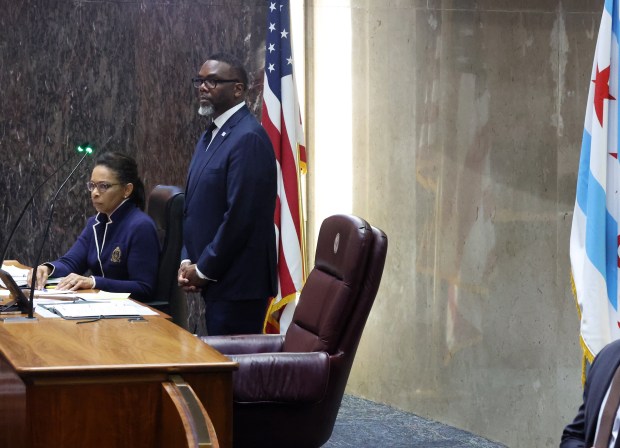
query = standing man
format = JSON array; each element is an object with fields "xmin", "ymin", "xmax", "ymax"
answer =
[{"xmin": 178, "ymin": 53, "xmax": 277, "ymax": 336}]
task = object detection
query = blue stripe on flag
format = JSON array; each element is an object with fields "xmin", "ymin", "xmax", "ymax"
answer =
[
  {"xmin": 613, "ymin": 0, "xmax": 620, "ymax": 38},
  {"xmin": 611, "ymin": 0, "xmax": 620, "ymax": 310},
  {"xmin": 581, "ymin": 149, "xmax": 619, "ymax": 309},
  {"xmin": 584, "ymin": 171, "xmax": 608, "ymax": 279},
  {"xmin": 576, "ymin": 129, "xmax": 591, "ymax": 212},
  {"xmin": 606, "ymin": 212, "xmax": 618, "ymax": 309}
]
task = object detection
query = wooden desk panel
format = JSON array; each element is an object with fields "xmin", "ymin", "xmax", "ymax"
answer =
[
  {"xmin": 0, "ymin": 316, "xmax": 236, "ymax": 447},
  {"xmin": 0, "ymin": 356, "xmax": 27, "ymax": 447}
]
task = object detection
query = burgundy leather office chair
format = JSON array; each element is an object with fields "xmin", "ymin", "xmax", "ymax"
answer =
[
  {"xmin": 201, "ymin": 214, "xmax": 388, "ymax": 448},
  {"xmin": 146, "ymin": 185, "xmax": 186, "ymax": 325}
]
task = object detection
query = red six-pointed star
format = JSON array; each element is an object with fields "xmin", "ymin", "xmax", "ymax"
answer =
[{"xmin": 593, "ymin": 64, "xmax": 616, "ymax": 127}]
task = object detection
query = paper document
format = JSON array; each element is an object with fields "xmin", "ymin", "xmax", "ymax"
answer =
[
  {"xmin": 0, "ymin": 265, "xmax": 29, "ymax": 288},
  {"xmin": 32, "ymin": 290, "xmax": 80, "ymax": 299},
  {"xmin": 42, "ymin": 299, "xmax": 158, "ymax": 319},
  {"xmin": 33, "ymin": 298, "xmax": 72, "ymax": 318},
  {"xmin": 78, "ymin": 291, "xmax": 132, "ymax": 301},
  {"xmin": 0, "ymin": 265, "xmax": 60, "ymax": 288},
  {"xmin": 33, "ymin": 298, "xmax": 103, "ymax": 318}
]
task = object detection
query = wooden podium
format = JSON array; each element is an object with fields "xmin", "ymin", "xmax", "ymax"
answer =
[{"xmin": 0, "ymin": 314, "xmax": 237, "ymax": 447}]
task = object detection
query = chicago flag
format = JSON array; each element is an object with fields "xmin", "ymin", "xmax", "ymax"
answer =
[{"xmin": 571, "ymin": 0, "xmax": 620, "ymax": 361}]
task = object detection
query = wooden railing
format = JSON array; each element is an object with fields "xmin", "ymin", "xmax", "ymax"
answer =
[{"xmin": 160, "ymin": 375, "xmax": 220, "ymax": 448}]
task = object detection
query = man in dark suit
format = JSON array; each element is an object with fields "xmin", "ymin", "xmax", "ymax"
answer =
[
  {"xmin": 562, "ymin": 339, "xmax": 620, "ymax": 447},
  {"xmin": 178, "ymin": 53, "xmax": 277, "ymax": 336}
]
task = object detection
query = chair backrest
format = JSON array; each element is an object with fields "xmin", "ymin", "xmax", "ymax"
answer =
[
  {"xmin": 278, "ymin": 214, "xmax": 388, "ymax": 447},
  {"xmin": 283, "ymin": 214, "xmax": 377, "ymax": 354},
  {"xmin": 146, "ymin": 185, "xmax": 185, "ymax": 304},
  {"xmin": 339, "ymin": 224, "xmax": 388, "ymax": 357}
]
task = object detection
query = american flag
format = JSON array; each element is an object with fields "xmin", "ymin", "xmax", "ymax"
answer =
[
  {"xmin": 261, "ymin": 0, "xmax": 307, "ymax": 334},
  {"xmin": 571, "ymin": 0, "xmax": 620, "ymax": 371}
]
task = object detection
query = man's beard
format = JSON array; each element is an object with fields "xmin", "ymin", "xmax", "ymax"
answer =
[{"xmin": 198, "ymin": 104, "xmax": 214, "ymax": 117}]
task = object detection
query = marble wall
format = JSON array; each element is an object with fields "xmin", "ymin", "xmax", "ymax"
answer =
[
  {"xmin": 0, "ymin": 0, "xmax": 267, "ymax": 265},
  {"xmin": 306, "ymin": 0, "xmax": 598, "ymax": 446}
]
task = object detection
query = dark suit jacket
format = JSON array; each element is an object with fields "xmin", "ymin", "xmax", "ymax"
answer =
[
  {"xmin": 561, "ymin": 340, "xmax": 620, "ymax": 447},
  {"xmin": 48, "ymin": 200, "xmax": 160, "ymax": 301},
  {"xmin": 182, "ymin": 105, "xmax": 277, "ymax": 302}
]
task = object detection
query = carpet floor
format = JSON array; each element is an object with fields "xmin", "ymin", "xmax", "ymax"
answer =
[{"xmin": 323, "ymin": 395, "xmax": 507, "ymax": 447}]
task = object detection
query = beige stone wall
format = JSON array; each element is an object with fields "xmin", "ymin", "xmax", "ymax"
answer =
[{"xmin": 306, "ymin": 1, "xmax": 599, "ymax": 446}]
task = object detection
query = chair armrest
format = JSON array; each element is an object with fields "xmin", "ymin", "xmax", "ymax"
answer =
[
  {"xmin": 230, "ymin": 352, "xmax": 330, "ymax": 403},
  {"xmin": 200, "ymin": 334, "xmax": 285, "ymax": 355}
]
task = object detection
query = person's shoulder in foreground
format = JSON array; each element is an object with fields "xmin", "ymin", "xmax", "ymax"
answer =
[{"xmin": 561, "ymin": 339, "xmax": 620, "ymax": 447}]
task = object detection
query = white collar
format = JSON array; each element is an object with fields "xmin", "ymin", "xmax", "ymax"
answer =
[
  {"xmin": 213, "ymin": 101, "xmax": 245, "ymax": 130},
  {"xmin": 95, "ymin": 198, "xmax": 130, "ymax": 223}
]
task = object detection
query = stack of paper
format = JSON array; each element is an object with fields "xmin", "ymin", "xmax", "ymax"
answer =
[
  {"xmin": 41, "ymin": 299, "xmax": 158, "ymax": 319},
  {"xmin": 0, "ymin": 265, "xmax": 29, "ymax": 288}
]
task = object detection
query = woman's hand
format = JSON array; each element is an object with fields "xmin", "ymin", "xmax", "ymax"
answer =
[
  {"xmin": 27, "ymin": 265, "xmax": 52, "ymax": 290},
  {"xmin": 56, "ymin": 274, "xmax": 95, "ymax": 291}
]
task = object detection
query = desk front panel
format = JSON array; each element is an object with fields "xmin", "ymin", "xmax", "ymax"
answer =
[{"xmin": 0, "ymin": 316, "xmax": 236, "ymax": 447}]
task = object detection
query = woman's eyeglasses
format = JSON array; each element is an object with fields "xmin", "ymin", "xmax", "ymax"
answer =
[{"xmin": 86, "ymin": 181, "xmax": 120, "ymax": 193}]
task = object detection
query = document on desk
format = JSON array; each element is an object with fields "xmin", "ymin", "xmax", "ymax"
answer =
[
  {"xmin": 33, "ymin": 289, "xmax": 80, "ymax": 299},
  {"xmin": 42, "ymin": 299, "xmax": 158, "ymax": 319},
  {"xmin": 34, "ymin": 298, "xmax": 76, "ymax": 318},
  {"xmin": 0, "ymin": 264, "xmax": 62, "ymax": 288},
  {"xmin": 0, "ymin": 265, "xmax": 29, "ymax": 287},
  {"xmin": 76, "ymin": 291, "xmax": 131, "ymax": 301}
]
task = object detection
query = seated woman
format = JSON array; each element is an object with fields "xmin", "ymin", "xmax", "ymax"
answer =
[{"xmin": 29, "ymin": 152, "xmax": 159, "ymax": 301}]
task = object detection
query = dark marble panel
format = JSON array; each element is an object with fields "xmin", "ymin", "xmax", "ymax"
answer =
[
  {"xmin": 185, "ymin": 291, "xmax": 208, "ymax": 335},
  {"xmin": 0, "ymin": 0, "xmax": 267, "ymax": 269}
]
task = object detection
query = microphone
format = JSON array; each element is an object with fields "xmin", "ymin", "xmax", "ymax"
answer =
[
  {"xmin": 0, "ymin": 151, "xmax": 79, "ymax": 264},
  {"xmin": 21, "ymin": 144, "xmax": 95, "ymax": 320}
]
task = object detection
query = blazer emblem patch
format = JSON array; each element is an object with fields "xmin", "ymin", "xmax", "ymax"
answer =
[{"xmin": 111, "ymin": 246, "xmax": 122, "ymax": 263}]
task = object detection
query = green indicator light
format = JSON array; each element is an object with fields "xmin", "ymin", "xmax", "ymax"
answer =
[{"xmin": 76, "ymin": 143, "xmax": 94, "ymax": 154}]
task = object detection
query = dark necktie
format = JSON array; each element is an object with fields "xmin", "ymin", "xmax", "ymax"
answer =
[
  {"xmin": 204, "ymin": 121, "xmax": 218, "ymax": 150},
  {"xmin": 595, "ymin": 364, "xmax": 620, "ymax": 447}
]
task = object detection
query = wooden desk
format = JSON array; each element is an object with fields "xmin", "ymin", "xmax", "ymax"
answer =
[{"xmin": 0, "ymin": 315, "xmax": 237, "ymax": 447}]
